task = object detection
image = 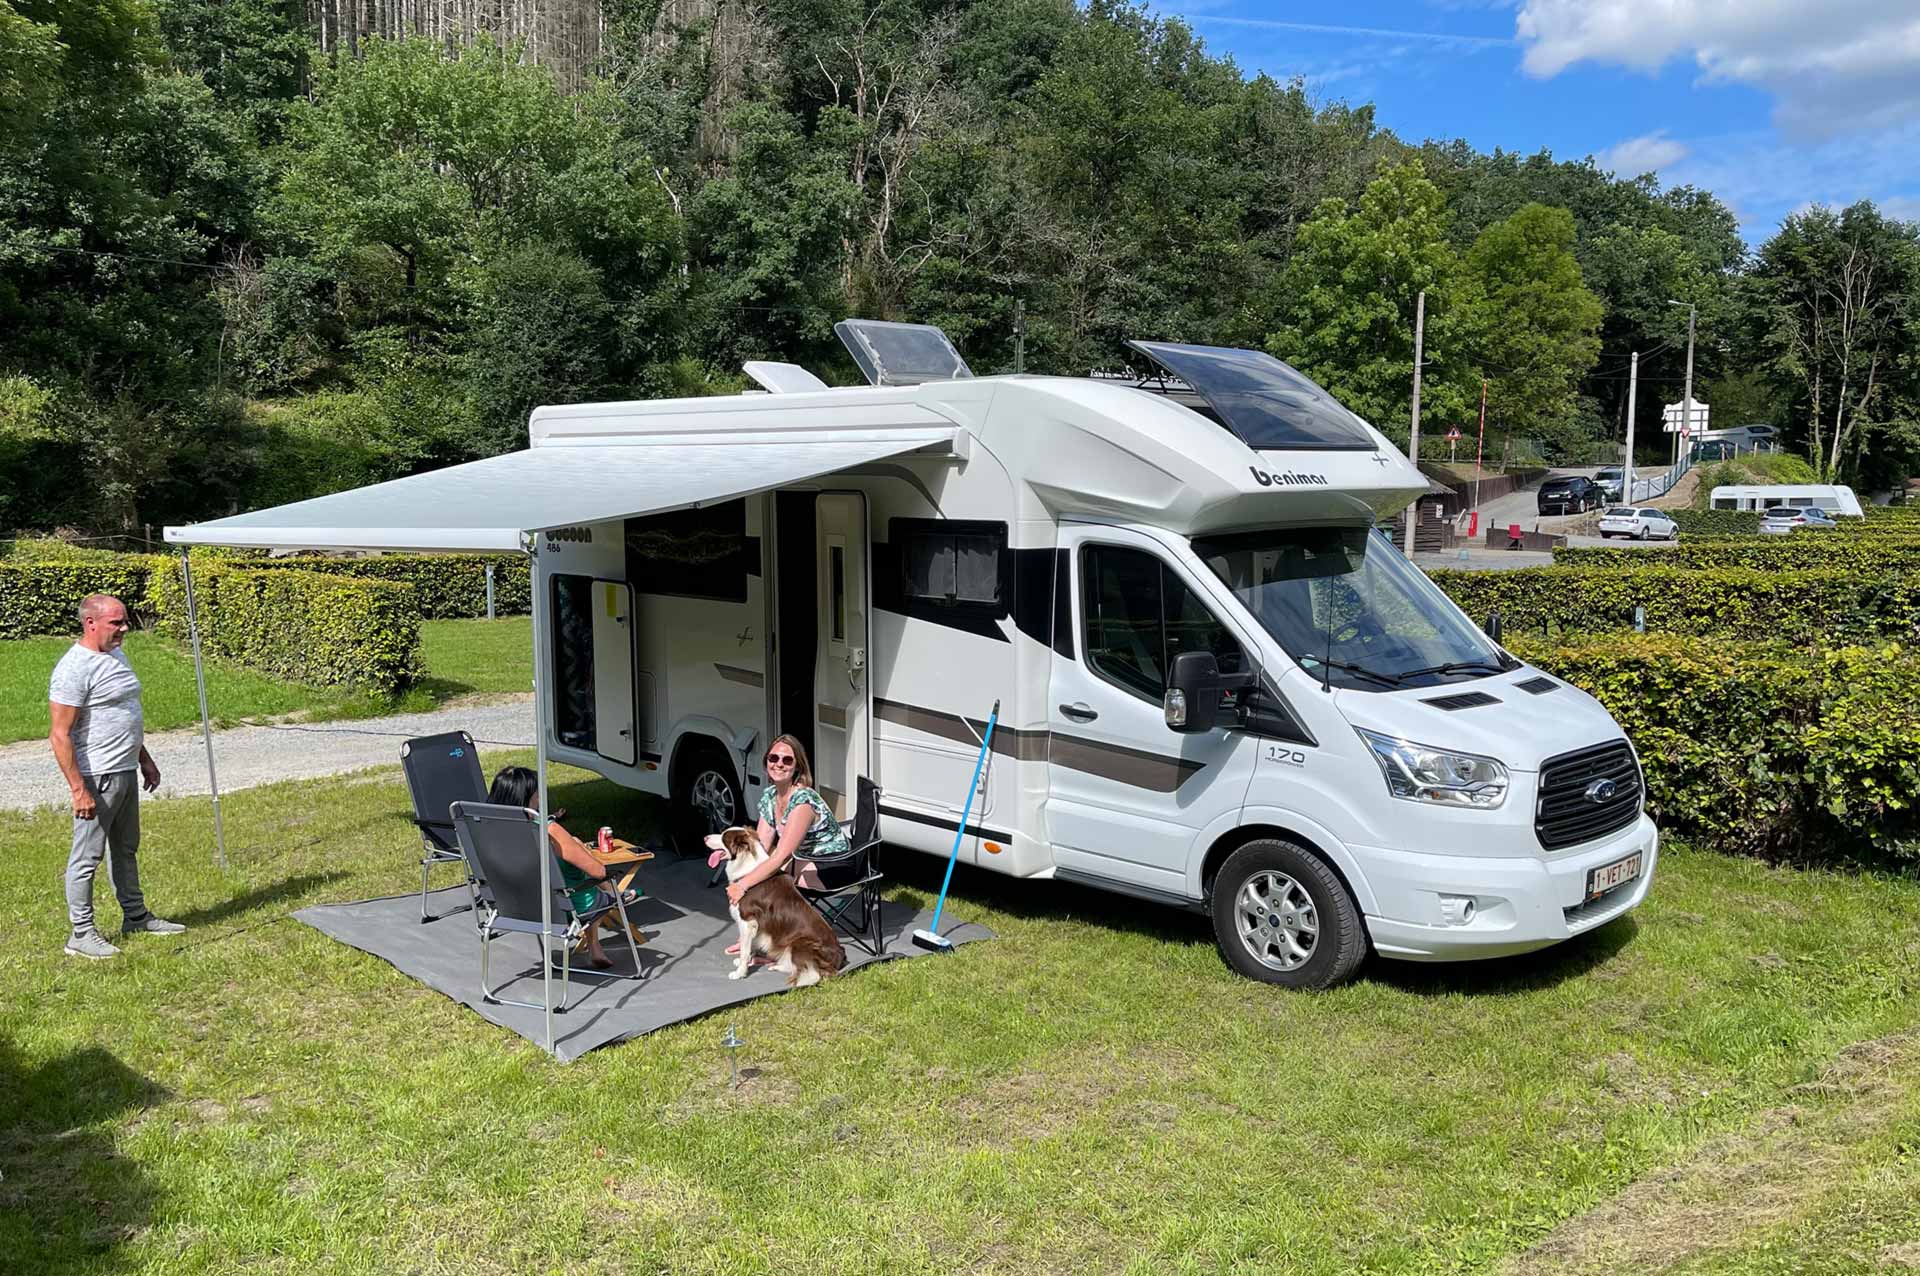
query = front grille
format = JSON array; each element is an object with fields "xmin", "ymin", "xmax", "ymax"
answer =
[{"xmin": 1535, "ymin": 740, "xmax": 1641, "ymax": 851}]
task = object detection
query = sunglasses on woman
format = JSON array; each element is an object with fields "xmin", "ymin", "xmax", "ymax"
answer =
[{"xmin": 766, "ymin": 753, "xmax": 796, "ymax": 766}]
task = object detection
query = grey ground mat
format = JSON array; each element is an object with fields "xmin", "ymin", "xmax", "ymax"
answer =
[{"xmin": 294, "ymin": 854, "xmax": 993, "ymax": 1061}]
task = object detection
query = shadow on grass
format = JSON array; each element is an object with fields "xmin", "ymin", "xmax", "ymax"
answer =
[
  {"xmin": 166, "ymin": 871, "xmax": 348, "ymax": 930},
  {"xmin": 881, "ymin": 844, "xmax": 1641, "ymax": 993},
  {"xmin": 0, "ymin": 1039, "xmax": 168, "ymax": 1274}
]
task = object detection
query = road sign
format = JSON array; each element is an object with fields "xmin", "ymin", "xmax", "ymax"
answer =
[
  {"xmin": 1445, "ymin": 427, "xmax": 1461, "ymax": 441},
  {"xmin": 1662, "ymin": 397, "xmax": 1709, "ymax": 433}
]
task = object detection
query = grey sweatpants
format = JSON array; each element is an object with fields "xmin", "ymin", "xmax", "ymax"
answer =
[{"xmin": 66, "ymin": 771, "xmax": 148, "ymax": 935}]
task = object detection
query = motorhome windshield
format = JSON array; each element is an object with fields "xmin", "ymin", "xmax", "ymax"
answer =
[{"xmin": 1192, "ymin": 526, "xmax": 1511, "ymax": 692}]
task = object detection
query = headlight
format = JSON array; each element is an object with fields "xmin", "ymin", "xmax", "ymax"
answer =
[{"xmin": 1356, "ymin": 728, "xmax": 1509, "ymax": 809}]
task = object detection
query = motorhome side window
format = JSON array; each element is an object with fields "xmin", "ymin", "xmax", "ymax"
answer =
[
  {"xmin": 549, "ymin": 574, "xmax": 597, "ymax": 750},
  {"xmin": 624, "ymin": 500, "xmax": 749, "ymax": 602},
  {"xmin": 1081, "ymin": 545, "xmax": 1243, "ymax": 703},
  {"xmin": 897, "ymin": 519, "xmax": 1005, "ymax": 607}
]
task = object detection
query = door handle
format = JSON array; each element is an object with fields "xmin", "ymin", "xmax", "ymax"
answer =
[{"xmin": 1059, "ymin": 702, "xmax": 1098, "ymax": 722}]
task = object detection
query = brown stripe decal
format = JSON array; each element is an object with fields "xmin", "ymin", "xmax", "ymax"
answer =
[
  {"xmin": 714, "ymin": 663, "xmax": 764, "ymax": 688},
  {"xmin": 874, "ymin": 698, "xmax": 1049, "ymax": 761},
  {"xmin": 817, "ymin": 702, "xmax": 848, "ymax": 730},
  {"xmin": 873, "ymin": 697, "xmax": 1205, "ymax": 792}
]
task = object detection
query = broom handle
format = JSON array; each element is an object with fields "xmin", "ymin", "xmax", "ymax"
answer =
[{"xmin": 929, "ymin": 700, "xmax": 998, "ymax": 935}]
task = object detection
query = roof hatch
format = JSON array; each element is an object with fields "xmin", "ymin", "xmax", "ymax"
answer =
[
  {"xmin": 836, "ymin": 319, "xmax": 973, "ymax": 386},
  {"xmin": 1126, "ymin": 341, "xmax": 1378, "ymax": 452}
]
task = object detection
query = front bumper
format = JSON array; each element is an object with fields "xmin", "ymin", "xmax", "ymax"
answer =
[{"xmin": 1357, "ymin": 814, "xmax": 1659, "ymax": 961}]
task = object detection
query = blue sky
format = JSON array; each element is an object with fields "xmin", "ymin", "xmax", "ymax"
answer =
[{"xmin": 1153, "ymin": 1, "xmax": 1920, "ymax": 246}]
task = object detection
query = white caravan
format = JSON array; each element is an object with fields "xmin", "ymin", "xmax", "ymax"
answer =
[
  {"xmin": 528, "ymin": 323, "xmax": 1658, "ymax": 988},
  {"xmin": 1709, "ymin": 484, "xmax": 1863, "ymax": 516}
]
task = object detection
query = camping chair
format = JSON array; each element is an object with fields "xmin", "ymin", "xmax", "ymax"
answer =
[
  {"xmin": 796, "ymin": 776, "xmax": 886, "ymax": 957},
  {"xmin": 400, "ymin": 731, "xmax": 485, "ymax": 923},
  {"xmin": 450, "ymin": 801, "xmax": 643, "ymax": 1014}
]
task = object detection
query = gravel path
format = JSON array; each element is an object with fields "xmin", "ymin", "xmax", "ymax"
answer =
[{"xmin": 0, "ymin": 695, "xmax": 534, "ymax": 813}]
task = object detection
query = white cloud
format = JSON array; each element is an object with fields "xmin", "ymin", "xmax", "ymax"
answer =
[
  {"xmin": 1882, "ymin": 195, "xmax": 1920, "ymax": 223},
  {"xmin": 1661, "ymin": 117, "xmax": 1920, "ymax": 242},
  {"xmin": 1596, "ymin": 130, "xmax": 1690, "ymax": 175},
  {"xmin": 1515, "ymin": 0, "xmax": 1920, "ymax": 138}
]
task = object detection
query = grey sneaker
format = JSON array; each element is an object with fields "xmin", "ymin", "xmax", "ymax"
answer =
[
  {"xmin": 123, "ymin": 915, "xmax": 186, "ymax": 936},
  {"xmin": 64, "ymin": 931, "xmax": 121, "ymax": 960}
]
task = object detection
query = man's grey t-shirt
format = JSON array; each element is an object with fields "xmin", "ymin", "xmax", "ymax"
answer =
[{"xmin": 49, "ymin": 644, "xmax": 144, "ymax": 775}]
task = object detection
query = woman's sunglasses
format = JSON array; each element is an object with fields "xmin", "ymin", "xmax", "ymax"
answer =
[{"xmin": 766, "ymin": 753, "xmax": 796, "ymax": 766}]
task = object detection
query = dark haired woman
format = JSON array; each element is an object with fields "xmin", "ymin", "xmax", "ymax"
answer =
[
  {"xmin": 704, "ymin": 733, "xmax": 851, "ymax": 955},
  {"xmin": 488, "ymin": 765, "xmax": 635, "ymax": 969}
]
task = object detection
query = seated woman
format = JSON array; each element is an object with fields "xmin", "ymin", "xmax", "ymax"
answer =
[
  {"xmin": 706, "ymin": 734, "xmax": 851, "ymax": 955},
  {"xmin": 487, "ymin": 766, "xmax": 636, "ymax": 969}
]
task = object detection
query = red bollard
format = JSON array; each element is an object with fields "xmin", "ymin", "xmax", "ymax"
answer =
[
  {"xmin": 1468, "ymin": 511, "xmax": 1479, "ymax": 538},
  {"xmin": 1507, "ymin": 522, "xmax": 1523, "ymax": 550}
]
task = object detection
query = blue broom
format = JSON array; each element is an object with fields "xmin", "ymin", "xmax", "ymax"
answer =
[{"xmin": 912, "ymin": 699, "xmax": 999, "ymax": 952}]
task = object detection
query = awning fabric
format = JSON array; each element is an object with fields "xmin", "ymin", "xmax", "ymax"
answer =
[{"xmin": 164, "ymin": 431, "xmax": 955, "ymax": 552}]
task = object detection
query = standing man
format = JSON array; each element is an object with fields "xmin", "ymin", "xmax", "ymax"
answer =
[{"xmin": 49, "ymin": 594, "xmax": 184, "ymax": 959}]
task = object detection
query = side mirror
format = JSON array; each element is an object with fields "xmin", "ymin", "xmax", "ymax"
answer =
[
  {"xmin": 1484, "ymin": 610, "xmax": 1503, "ymax": 642},
  {"xmin": 1166, "ymin": 651, "xmax": 1222, "ymax": 734}
]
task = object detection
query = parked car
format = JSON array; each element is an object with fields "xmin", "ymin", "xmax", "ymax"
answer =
[
  {"xmin": 1592, "ymin": 467, "xmax": 1624, "ymax": 500},
  {"xmin": 1597, "ymin": 507, "xmax": 1678, "ymax": 540},
  {"xmin": 1537, "ymin": 476, "xmax": 1602, "ymax": 515},
  {"xmin": 1758, "ymin": 506, "xmax": 1840, "ymax": 534}
]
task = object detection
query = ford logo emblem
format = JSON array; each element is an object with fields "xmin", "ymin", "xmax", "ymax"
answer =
[{"xmin": 1584, "ymin": 778, "xmax": 1617, "ymax": 804}]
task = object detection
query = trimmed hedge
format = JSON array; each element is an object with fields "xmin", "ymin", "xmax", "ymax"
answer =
[
  {"xmin": 1556, "ymin": 535, "xmax": 1920, "ymax": 571},
  {"xmin": 238, "ymin": 554, "xmax": 530, "ymax": 620},
  {"xmin": 1667, "ymin": 509, "xmax": 1759, "ymax": 536},
  {"xmin": 1511, "ymin": 635, "xmax": 1920, "ymax": 862},
  {"xmin": 0, "ymin": 558, "xmax": 162, "ymax": 639},
  {"xmin": 1432, "ymin": 565, "xmax": 1920, "ymax": 644},
  {"xmin": 148, "ymin": 561, "xmax": 422, "ymax": 695}
]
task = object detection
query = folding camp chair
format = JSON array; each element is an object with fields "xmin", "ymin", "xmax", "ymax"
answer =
[
  {"xmin": 797, "ymin": 776, "xmax": 886, "ymax": 957},
  {"xmin": 450, "ymin": 801, "xmax": 643, "ymax": 1014},
  {"xmin": 400, "ymin": 731, "xmax": 485, "ymax": 923}
]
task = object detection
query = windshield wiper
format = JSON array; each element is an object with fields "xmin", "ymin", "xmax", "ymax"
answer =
[
  {"xmin": 1396, "ymin": 659, "xmax": 1511, "ymax": 681},
  {"xmin": 1302, "ymin": 658, "xmax": 1404, "ymax": 689}
]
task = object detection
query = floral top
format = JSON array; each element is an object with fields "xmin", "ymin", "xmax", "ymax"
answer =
[{"xmin": 759, "ymin": 784, "xmax": 852, "ymax": 860}]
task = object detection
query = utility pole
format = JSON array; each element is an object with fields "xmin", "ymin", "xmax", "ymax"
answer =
[
  {"xmin": 1668, "ymin": 299, "xmax": 1696, "ymax": 474},
  {"xmin": 1680, "ymin": 303, "xmax": 1695, "ymax": 475},
  {"xmin": 1470, "ymin": 378, "xmax": 1487, "ymax": 515},
  {"xmin": 1013, "ymin": 298, "xmax": 1025, "ymax": 374},
  {"xmin": 1624, "ymin": 351, "xmax": 1639, "ymax": 503},
  {"xmin": 1402, "ymin": 289, "xmax": 1425, "ymax": 557}
]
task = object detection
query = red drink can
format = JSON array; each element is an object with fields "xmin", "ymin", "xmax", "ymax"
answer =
[{"xmin": 597, "ymin": 826, "xmax": 613, "ymax": 855}]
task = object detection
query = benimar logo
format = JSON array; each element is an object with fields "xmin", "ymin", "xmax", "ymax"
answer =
[{"xmin": 1248, "ymin": 466, "xmax": 1329, "ymax": 488}]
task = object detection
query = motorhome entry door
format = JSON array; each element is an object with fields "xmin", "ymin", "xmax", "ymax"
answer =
[
  {"xmin": 813, "ymin": 493, "xmax": 870, "ymax": 819},
  {"xmin": 592, "ymin": 580, "xmax": 636, "ymax": 766}
]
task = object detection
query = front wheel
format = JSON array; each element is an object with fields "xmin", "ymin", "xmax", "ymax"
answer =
[
  {"xmin": 1210, "ymin": 839, "xmax": 1367, "ymax": 989},
  {"xmin": 670, "ymin": 743, "xmax": 743, "ymax": 857}
]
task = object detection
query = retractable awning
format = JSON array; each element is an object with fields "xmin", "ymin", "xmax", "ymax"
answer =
[{"xmin": 164, "ymin": 429, "xmax": 958, "ymax": 552}]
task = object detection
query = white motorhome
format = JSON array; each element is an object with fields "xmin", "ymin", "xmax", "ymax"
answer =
[
  {"xmin": 526, "ymin": 323, "xmax": 1658, "ymax": 987},
  {"xmin": 1709, "ymin": 484, "xmax": 1864, "ymax": 516}
]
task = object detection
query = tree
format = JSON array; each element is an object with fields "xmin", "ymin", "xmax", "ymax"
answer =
[
  {"xmin": 1465, "ymin": 203, "xmax": 1603, "ymax": 451},
  {"xmin": 1752, "ymin": 203, "xmax": 1920, "ymax": 480},
  {"xmin": 1269, "ymin": 161, "xmax": 1477, "ymax": 443}
]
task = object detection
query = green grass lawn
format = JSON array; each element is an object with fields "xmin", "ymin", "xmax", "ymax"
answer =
[
  {"xmin": 0, "ymin": 618, "xmax": 532, "ymax": 745},
  {"xmin": 416, "ymin": 615, "xmax": 531, "ymax": 697},
  {"xmin": 2, "ymin": 752, "xmax": 1917, "ymax": 1274}
]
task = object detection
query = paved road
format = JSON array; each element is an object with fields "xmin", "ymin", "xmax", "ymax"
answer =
[
  {"xmin": 1452, "ymin": 465, "xmax": 1681, "ymax": 558},
  {"xmin": 0, "ymin": 695, "xmax": 534, "ymax": 813}
]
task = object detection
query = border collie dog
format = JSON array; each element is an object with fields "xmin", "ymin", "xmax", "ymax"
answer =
[{"xmin": 707, "ymin": 827, "xmax": 845, "ymax": 986}]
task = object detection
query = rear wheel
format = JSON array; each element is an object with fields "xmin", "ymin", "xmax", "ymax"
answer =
[
  {"xmin": 670, "ymin": 742, "xmax": 742, "ymax": 858},
  {"xmin": 1636, "ymin": 525, "xmax": 1650, "ymax": 540},
  {"xmin": 1210, "ymin": 839, "xmax": 1366, "ymax": 989}
]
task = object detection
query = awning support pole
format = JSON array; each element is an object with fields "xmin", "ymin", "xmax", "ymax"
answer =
[
  {"xmin": 528, "ymin": 535, "xmax": 554, "ymax": 1056},
  {"xmin": 180, "ymin": 551, "xmax": 227, "ymax": 870}
]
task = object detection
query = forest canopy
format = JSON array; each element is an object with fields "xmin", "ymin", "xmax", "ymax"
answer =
[{"xmin": 3, "ymin": 0, "xmax": 1916, "ymax": 535}]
